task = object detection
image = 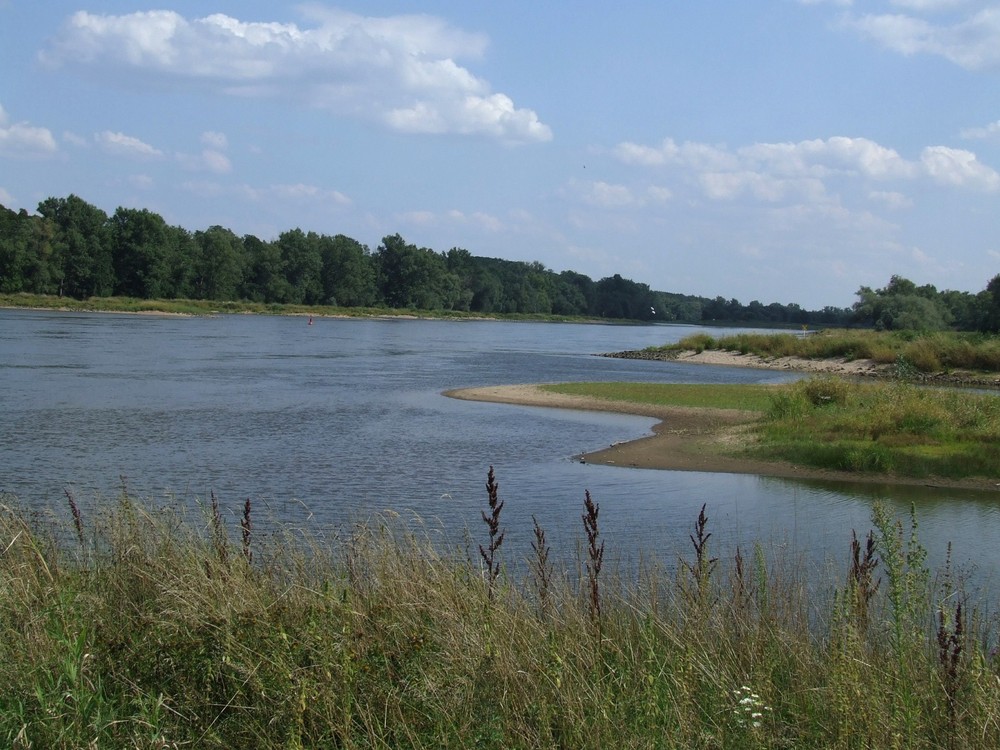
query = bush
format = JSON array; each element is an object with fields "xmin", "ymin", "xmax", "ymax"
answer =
[
  {"xmin": 901, "ymin": 340, "xmax": 942, "ymax": 373},
  {"xmin": 799, "ymin": 377, "xmax": 851, "ymax": 407}
]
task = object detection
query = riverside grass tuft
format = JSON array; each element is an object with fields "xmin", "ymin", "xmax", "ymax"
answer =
[
  {"xmin": 752, "ymin": 377, "xmax": 1000, "ymax": 480},
  {"xmin": 654, "ymin": 328, "xmax": 1000, "ymax": 375},
  {"xmin": 3, "ymin": 478, "xmax": 1000, "ymax": 748}
]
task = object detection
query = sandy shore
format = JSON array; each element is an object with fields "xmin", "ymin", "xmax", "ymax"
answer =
[
  {"xmin": 612, "ymin": 348, "xmax": 889, "ymax": 376},
  {"xmin": 443, "ymin": 379, "xmax": 1000, "ymax": 492}
]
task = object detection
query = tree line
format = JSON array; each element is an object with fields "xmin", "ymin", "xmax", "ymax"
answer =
[{"xmin": 1, "ymin": 194, "xmax": 998, "ymax": 330}]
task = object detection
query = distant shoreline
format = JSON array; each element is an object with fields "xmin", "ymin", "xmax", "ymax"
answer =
[{"xmin": 444, "ymin": 383, "xmax": 1000, "ymax": 492}]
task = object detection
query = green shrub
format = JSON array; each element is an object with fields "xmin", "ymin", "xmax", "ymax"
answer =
[
  {"xmin": 901, "ymin": 340, "xmax": 942, "ymax": 372},
  {"xmin": 799, "ymin": 377, "xmax": 851, "ymax": 407},
  {"xmin": 676, "ymin": 333, "xmax": 716, "ymax": 353}
]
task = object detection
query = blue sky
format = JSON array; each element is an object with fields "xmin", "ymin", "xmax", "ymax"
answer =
[{"xmin": 2, "ymin": 1, "xmax": 999, "ymax": 308}]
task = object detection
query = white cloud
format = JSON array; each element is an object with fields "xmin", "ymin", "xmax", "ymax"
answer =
[
  {"xmin": 646, "ymin": 186, "xmax": 673, "ymax": 202},
  {"xmin": 41, "ymin": 8, "xmax": 551, "ymax": 143},
  {"xmin": 128, "ymin": 174, "xmax": 154, "ymax": 190},
  {"xmin": 0, "ymin": 103, "xmax": 58, "ymax": 157},
  {"xmin": 738, "ymin": 137, "xmax": 914, "ymax": 179},
  {"xmin": 0, "ymin": 187, "xmax": 15, "ymax": 205},
  {"xmin": 266, "ymin": 183, "xmax": 351, "ymax": 205},
  {"xmin": 183, "ymin": 180, "xmax": 351, "ymax": 208},
  {"xmin": 178, "ymin": 148, "xmax": 232, "ymax": 174},
  {"xmin": 920, "ymin": 145, "xmax": 1000, "ymax": 189},
  {"xmin": 615, "ymin": 133, "xmax": 998, "ymax": 199},
  {"xmin": 62, "ymin": 131, "xmax": 88, "ymax": 147},
  {"xmin": 614, "ymin": 138, "xmax": 737, "ymax": 171},
  {"xmin": 890, "ymin": 0, "xmax": 965, "ymax": 10},
  {"xmin": 398, "ymin": 210, "xmax": 436, "ymax": 225},
  {"xmin": 94, "ymin": 130, "xmax": 163, "ymax": 158},
  {"xmin": 201, "ymin": 131, "xmax": 228, "ymax": 149},
  {"xmin": 583, "ymin": 181, "xmax": 635, "ymax": 208},
  {"xmin": 444, "ymin": 209, "xmax": 504, "ymax": 231},
  {"xmin": 849, "ymin": 8, "xmax": 1000, "ymax": 70},
  {"xmin": 200, "ymin": 149, "xmax": 232, "ymax": 174},
  {"xmin": 613, "ymin": 140, "xmax": 674, "ymax": 167},
  {"xmin": 961, "ymin": 119, "xmax": 1000, "ymax": 139},
  {"xmin": 868, "ymin": 190, "xmax": 913, "ymax": 209}
]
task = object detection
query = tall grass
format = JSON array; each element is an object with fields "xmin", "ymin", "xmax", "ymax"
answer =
[
  {"xmin": 752, "ymin": 378, "xmax": 1000, "ymax": 479},
  {"xmin": 2, "ymin": 477, "xmax": 999, "ymax": 748},
  {"xmin": 657, "ymin": 329, "xmax": 1000, "ymax": 374}
]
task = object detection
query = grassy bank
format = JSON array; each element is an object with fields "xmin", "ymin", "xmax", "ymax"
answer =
[
  {"xmin": 0, "ymin": 292, "xmax": 601, "ymax": 323},
  {"xmin": 652, "ymin": 329, "xmax": 1000, "ymax": 375},
  {"xmin": 1, "ymin": 483, "xmax": 997, "ymax": 748},
  {"xmin": 542, "ymin": 379, "xmax": 1000, "ymax": 482},
  {"xmin": 541, "ymin": 381, "xmax": 776, "ymax": 412}
]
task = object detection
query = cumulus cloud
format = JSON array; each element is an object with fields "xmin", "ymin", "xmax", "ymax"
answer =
[
  {"xmin": 848, "ymin": 7, "xmax": 1000, "ymax": 70},
  {"xmin": 920, "ymin": 145, "xmax": 1000, "ymax": 189},
  {"xmin": 583, "ymin": 181, "xmax": 635, "ymax": 208},
  {"xmin": 0, "ymin": 103, "xmax": 58, "ymax": 157},
  {"xmin": 614, "ymin": 133, "xmax": 998, "ymax": 199},
  {"xmin": 94, "ymin": 130, "xmax": 163, "ymax": 158},
  {"xmin": 40, "ymin": 8, "xmax": 551, "ymax": 143}
]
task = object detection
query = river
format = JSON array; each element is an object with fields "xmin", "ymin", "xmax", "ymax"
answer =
[{"xmin": 2, "ymin": 309, "xmax": 997, "ymax": 588}]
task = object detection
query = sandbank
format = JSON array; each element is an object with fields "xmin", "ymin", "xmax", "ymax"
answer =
[{"xmin": 443, "ymin": 381, "xmax": 1000, "ymax": 492}]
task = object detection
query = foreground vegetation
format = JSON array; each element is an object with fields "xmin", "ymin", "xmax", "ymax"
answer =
[
  {"xmin": 1, "ymin": 481, "xmax": 997, "ymax": 748},
  {"xmin": 653, "ymin": 328, "xmax": 1000, "ymax": 375},
  {"xmin": 543, "ymin": 379, "xmax": 1000, "ymax": 482}
]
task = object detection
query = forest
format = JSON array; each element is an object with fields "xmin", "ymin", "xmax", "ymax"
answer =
[{"xmin": 2, "ymin": 194, "xmax": 998, "ymax": 330}]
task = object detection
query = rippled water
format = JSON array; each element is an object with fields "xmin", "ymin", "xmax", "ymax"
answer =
[{"xmin": 3, "ymin": 309, "xmax": 998, "ymax": 585}]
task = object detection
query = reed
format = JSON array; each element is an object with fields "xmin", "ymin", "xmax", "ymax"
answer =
[{"xmin": 2, "ymin": 482, "xmax": 999, "ymax": 748}]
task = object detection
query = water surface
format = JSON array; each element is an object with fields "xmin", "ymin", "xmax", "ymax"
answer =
[{"xmin": 2, "ymin": 309, "xmax": 997, "ymax": 586}]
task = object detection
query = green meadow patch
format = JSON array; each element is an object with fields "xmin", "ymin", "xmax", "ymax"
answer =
[
  {"xmin": 542, "ymin": 378, "xmax": 1000, "ymax": 482},
  {"xmin": 540, "ymin": 381, "xmax": 776, "ymax": 412}
]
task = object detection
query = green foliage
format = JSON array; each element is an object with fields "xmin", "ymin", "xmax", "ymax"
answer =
[
  {"xmin": 9, "ymin": 196, "xmax": 1000, "ymax": 329},
  {"xmin": 0, "ymin": 194, "xmax": 856, "ymax": 324}
]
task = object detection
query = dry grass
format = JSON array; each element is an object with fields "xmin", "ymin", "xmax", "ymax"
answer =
[{"xmin": 1, "ymin": 478, "xmax": 999, "ymax": 748}]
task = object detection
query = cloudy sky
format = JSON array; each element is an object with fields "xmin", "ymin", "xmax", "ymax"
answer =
[{"xmin": 2, "ymin": 1, "xmax": 999, "ymax": 308}]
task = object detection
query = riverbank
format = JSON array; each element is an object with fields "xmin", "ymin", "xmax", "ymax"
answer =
[
  {"xmin": 604, "ymin": 333, "xmax": 1000, "ymax": 388},
  {"xmin": 444, "ymin": 383, "xmax": 1000, "ymax": 491},
  {"xmin": 623, "ymin": 348, "xmax": 889, "ymax": 376}
]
